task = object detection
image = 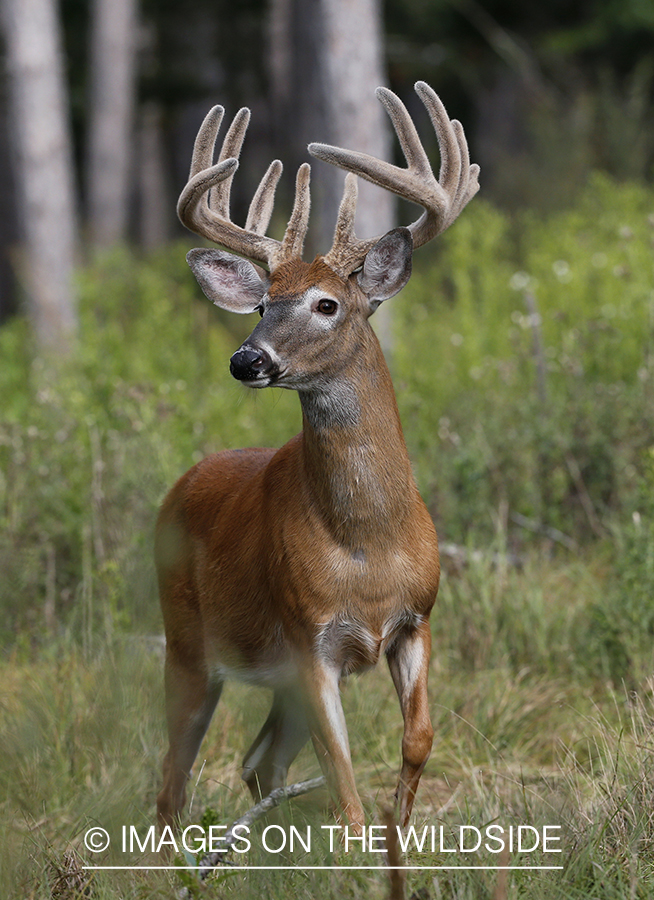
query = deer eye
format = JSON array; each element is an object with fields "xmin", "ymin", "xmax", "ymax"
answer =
[{"xmin": 317, "ymin": 299, "xmax": 337, "ymax": 316}]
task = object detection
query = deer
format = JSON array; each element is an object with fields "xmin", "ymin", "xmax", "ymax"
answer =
[{"xmin": 155, "ymin": 81, "xmax": 479, "ymax": 836}]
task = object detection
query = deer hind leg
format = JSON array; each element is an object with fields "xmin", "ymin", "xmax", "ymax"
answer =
[
  {"xmin": 157, "ymin": 650, "xmax": 223, "ymax": 829},
  {"xmin": 386, "ymin": 619, "xmax": 434, "ymax": 827},
  {"xmin": 242, "ymin": 688, "xmax": 309, "ymax": 799}
]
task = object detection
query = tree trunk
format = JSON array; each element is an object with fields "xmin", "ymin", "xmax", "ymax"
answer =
[
  {"xmin": 85, "ymin": 0, "xmax": 138, "ymax": 248},
  {"xmin": 319, "ymin": 0, "xmax": 394, "ymax": 351},
  {"xmin": 1, "ymin": 0, "xmax": 78, "ymax": 353},
  {"xmin": 0, "ymin": 86, "xmax": 19, "ymax": 323},
  {"xmin": 136, "ymin": 102, "xmax": 170, "ymax": 250},
  {"xmin": 319, "ymin": 0, "xmax": 393, "ymax": 241},
  {"xmin": 268, "ymin": 0, "xmax": 394, "ymax": 349}
]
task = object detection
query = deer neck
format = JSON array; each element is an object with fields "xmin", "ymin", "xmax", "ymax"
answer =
[{"xmin": 298, "ymin": 330, "xmax": 415, "ymax": 549}]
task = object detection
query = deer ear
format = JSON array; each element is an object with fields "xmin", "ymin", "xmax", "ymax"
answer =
[
  {"xmin": 186, "ymin": 248, "xmax": 266, "ymax": 313},
  {"xmin": 358, "ymin": 228, "xmax": 413, "ymax": 311}
]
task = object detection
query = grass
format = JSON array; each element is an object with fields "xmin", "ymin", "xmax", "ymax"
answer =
[{"xmin": 3, "ymin": 553, "xmax": 654, "ymax": 898}]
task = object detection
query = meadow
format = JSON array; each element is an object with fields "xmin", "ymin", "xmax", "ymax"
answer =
[{"xmin": 2, "ymin": 173, "xmax": 654, "ymax": 898}]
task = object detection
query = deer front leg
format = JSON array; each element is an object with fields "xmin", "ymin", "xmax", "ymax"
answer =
[
  {"xmin": 299, "ymin": 662, "xmax": 365, "ymax": 835},
  {"xmin": 386, "ymin": 619, "xmax": 434, "ymax": 827}
]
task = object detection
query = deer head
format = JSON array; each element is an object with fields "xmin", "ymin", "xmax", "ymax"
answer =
[{"xmin": 177, "ymin": 82, "xmax": 479, "ymax": 394}]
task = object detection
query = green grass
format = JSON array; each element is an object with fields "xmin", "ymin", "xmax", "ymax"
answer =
[{"xmin": 3, "ymin": 557, "xmax": 654, "ymax": 898}]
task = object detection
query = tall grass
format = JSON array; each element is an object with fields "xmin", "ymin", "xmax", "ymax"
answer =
[{"xmin": 3, "ymin": 560, "xmax": 654, "ymax": 897}]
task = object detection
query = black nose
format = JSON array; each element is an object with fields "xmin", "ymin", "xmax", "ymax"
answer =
[{"xmin": 230, "ymin": 346, "xmax": 272, "ymax": 381}]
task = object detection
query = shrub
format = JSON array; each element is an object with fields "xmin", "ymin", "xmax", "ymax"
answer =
[
  {"xmin": 0, "ymin": 246, "xmax": 300, "ymax": 648},
  {"xmin": 395, "ymin": 175, "xmax": 654, "ymax": 546}
]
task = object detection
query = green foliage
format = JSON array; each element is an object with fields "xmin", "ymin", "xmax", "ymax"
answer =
[
  {"xmin": 395, "ymin": 174, "xmax": 654, "ymax": 546},
  {"xmin": 0, "ymin": 245, "xmax": 299, "ymax": 648},
  {"xmin": 583, "ymin": 447, "xmax": 654, "ymax": 686}
]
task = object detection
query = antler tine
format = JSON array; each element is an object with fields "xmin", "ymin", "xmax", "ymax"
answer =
[
  {"xmin": 177, "ymin": 105, "xmax": 239, "ymax": 234},
  {"xmin": 210, "ymin": 107, "xmax": 250, "ymax": 219},
  {"xmin": 276, "ymin": 163, "xmax": 311, "ymax": 266},
  {"xmin": 189, "ymin": 105, "xmax": 225, "ymax": 175},
  {"xmin": 245, "ymin": 159, "xmax": 283, "ymax": 234},
  {"xmin": 413, "ymin": 82, "xmax": 461, "ymax": 197},
  {"xmin": 322, "ymin": 174, "xmax": 380, "ymax": 276},
  {"xmin": 415, "ymin": 82, "xmax": 480, "ymax": 235},
  {"xmin": 375, "ymin": 86, "xmax": 435, "ymax": 183},
  {"xmin": 308, "ymin": 81, "xmax": 479, "ymax": 271},
  {"xmin": 332, "ymin": 173, "xmax": 359, "ymax": 249},
  {"xmin": 177, "ymin": 105, "xmax": 302, "ymax": 270}
]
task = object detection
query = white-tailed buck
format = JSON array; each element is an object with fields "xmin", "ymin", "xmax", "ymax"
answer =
[{"xmin": 156, "ymin": 82, "xmax": 479, "ymax": 833}]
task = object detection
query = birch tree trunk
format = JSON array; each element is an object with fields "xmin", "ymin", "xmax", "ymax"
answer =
[
  {"xmin": 85, "ymin": 0, "xmax": 138, "ymax": 248},
  {"xmin": 1, "ymin": 0, "xmax": 78, "ymax": 353}
]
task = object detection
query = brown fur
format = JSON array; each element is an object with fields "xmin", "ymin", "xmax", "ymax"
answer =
[{"xmin": 268, "ymin": 257, "xmax": 346, "ymax": 301}]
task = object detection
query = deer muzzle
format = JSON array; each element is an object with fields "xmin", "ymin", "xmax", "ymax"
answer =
[{"xmin": 230, "ymin": 344, "xmax": 275, "ymax": 383}]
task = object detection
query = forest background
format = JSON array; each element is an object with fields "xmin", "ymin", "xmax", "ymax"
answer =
[{"xmin": 2, "ymin": 1, "xmax": 654, "ymax": 898}]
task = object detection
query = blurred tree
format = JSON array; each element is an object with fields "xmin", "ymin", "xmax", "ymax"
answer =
[
  {"xmin": 138, "ymin": 0, "xmax": 270, "ymax": 242},
  {"xmin": 384, "ymin": 0, "xmax": 654, "ymax": 208},
  {"xmin": 1, "ymin": 0, "xmax": 78, "ymax": 353},
  {"xmin": 269, "ymin": 0, "xmax": 393, "ymax": 253},
  {"xmin": 0, "ymin": 93, "xmax": 18, "ymax": 323},
  {"xmin": 269, "ymin": 0, "xmax": 395, "ymax": 349},
  {"xmin": 85, "ymin": 0, "xmax": 138, "ymax": 248},
  {"xmin": 319, "ymin": 0, "xmax": 396, "ymax": 352},
  {"xmin": 135, "ymin": 101, "xmax": 171, "ymax": 250}
]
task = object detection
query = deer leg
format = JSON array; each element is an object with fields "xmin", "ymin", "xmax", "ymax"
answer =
[
  {"xmin": 157, "ymin": 652, "xmax": 222, "ymax": 829},
  {"xmin": 300, "ymin": 664, "xmax": 365, "ymax": 835},
  {"xmin": 386, "ymin": 619, "xmax": 434, "ymax": 827},
  {"xmin": 242, "ymin": 688, "xmax": 310, "ymax": 799}
]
